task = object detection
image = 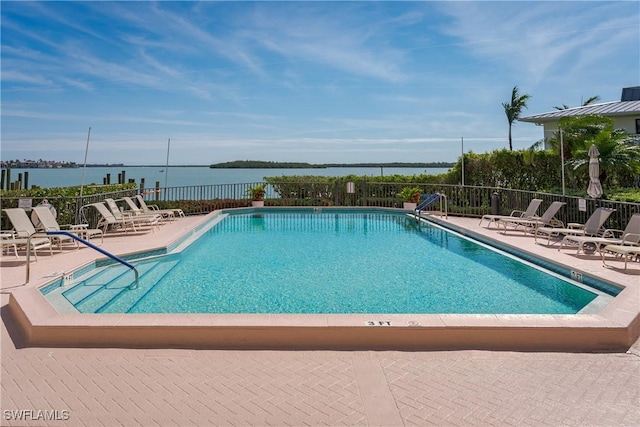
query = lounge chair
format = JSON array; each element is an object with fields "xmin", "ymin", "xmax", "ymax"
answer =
[
  {"xmin": 32, "ymin": 205, "xmax": 104, "ymax": 244},
  {"xmin": 534, "ymin": 207, "xmax": 616, "ymax": 246},
  {"xmin": 2, "ymin": 208, "xmax": 54, "ymax": 260},
  {"xmin": 135, "ymin": 194, "xmax": 185, "ymax": 218},
  {"xmin": 122, "ymin": 196, "xmax": 174, "ymax": 222},
  {"xmin": 601, "ymin": 242, "xmax": 640, "ymax": 271},
  {"xmin": 104, "ymin": 198, "xmax": 160, "ymax": 231},
  {"xmin": 1, "ymin": 230, "xmax": 29, "ymax": 258},
  {"xmin": 558, "ymin": 213, "xmax": 640, "ymax": 255},
  {"xmin": 479, "ymin": 198, "xmax": 542, "ymax": 228},
  {"xmin": 497, "ymin": 201, "xmax": 566, "ymax": 235},
  {"xmin": 89, "ymin": 202, "xmax": 138, "ymax": 233}
]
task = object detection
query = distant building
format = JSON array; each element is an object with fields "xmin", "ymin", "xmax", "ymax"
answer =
[{"xmin": 520, "ymin": 86, "xmax": 640, "ymax": 145}]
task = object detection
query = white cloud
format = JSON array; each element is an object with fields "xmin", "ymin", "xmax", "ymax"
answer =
[
  {"xmin": 435, "ymin": 2, "xmax": 639, "ymax": 84},
  {"xmin": 244, "ymin": 3, "xmax": 409, "ymax": 83}
]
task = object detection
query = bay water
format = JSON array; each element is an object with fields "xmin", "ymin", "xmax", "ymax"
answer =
[{"xmin": 4, "ymin": 166, "xmax": 449, "ymax": 189}]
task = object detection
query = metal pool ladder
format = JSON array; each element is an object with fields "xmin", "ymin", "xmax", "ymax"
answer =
[
  {"xmin": 25, "ymin": 231, "xmax": 139, "ymax": 290},
  {"xmin": 415, "ymin": 193, "xmax": 448, "ymax": 219}
]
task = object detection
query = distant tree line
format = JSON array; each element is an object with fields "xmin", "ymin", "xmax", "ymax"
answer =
[
  {"xmin": 210, "ymin": 160, "xmax": 454, "ymax": 169},
  {"xmin": 1, "ymin": 159, "xmax": 79, "ymax": 168}
]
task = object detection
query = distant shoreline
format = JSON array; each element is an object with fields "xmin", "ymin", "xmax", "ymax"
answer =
[
  {"xmin": 209, "ymin": 160, "xmax": 454, "ymax": 169},
  {"xmin": 3, "ymin": 162, "xmax": 454, "ymax": 169}
]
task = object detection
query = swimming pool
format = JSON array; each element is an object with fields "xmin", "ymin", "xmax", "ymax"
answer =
[{"xmin": 42, "ymin": 208, "xmax": 613, "ymax": 315}]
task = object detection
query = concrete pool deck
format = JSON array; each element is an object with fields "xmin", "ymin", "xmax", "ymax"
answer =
[{"xmin": 1, "ymin": 209, "xmax": 639, "ymax": 425}]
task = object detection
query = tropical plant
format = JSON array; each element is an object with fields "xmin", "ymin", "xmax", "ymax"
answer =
[
  {"xmin": 568, "ymin": 129, "xmax": 640, "ymax": 189},
  {"xmin": 397, "ymin": 186, "xmax": 422, "ymax": 203},
  {"xmin": 502, "ymin": 86, "xmax": 531, "ymax": 151},
  {"xmin": 246, "ymin": 183, "xmax": 266, "ymax": 201},
  {"xmin": 546, "ymin": 115, "xmax": 614, "ymax": 162},
  {"xmin": 553, "ymin": 95, "xmax": 601, "ymax": 110}
]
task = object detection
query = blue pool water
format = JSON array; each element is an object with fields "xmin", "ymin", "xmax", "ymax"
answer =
[{"xmin": 48, "ymin": 209, "xmax": 605, "ymax": 314}]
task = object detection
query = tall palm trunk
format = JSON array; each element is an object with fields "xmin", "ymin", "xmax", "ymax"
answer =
[{"xmin": 503, "ymin": 86, "xmax": 531, "ymax": 151}]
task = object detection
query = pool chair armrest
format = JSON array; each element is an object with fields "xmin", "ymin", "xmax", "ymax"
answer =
[
  {"xmin": 58, "ymin": 223, "xmax": 89, "ymax": 230},
  {"xmin": 68, "ymin": 224, "xmax": 89, "ymax": 230},
  {"xmin": 567, "ymin": 222, "xmax": 585, "ymax": 230},
  {"xmin": 601, "ymin": 228, "xmax": 624, "ymax": 239},
  {"xmin": 549, "ymin": 218, "xmax": 565, "ymax": 228},
  {"xmin": 620, "ymin": 233, "xmax": 640, "ymax": 245},
  {"xmin": 0, "ymin": 230, "xmax": 18, "ymax": 239}
]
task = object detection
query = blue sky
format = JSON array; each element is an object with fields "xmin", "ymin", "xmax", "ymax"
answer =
[{"xmin": 1, "ymin": 1, "xmax": 638, "ymax": 166}]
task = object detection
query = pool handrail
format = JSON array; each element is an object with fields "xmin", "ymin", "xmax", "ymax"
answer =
[
  {"xmin": 416, "ymin": 193, "xmax": 448, "ymax": 218},
  {"xmin": 416, "ymin": 193, "xmax": 440, "ymax": 210},
  {"xmin": 25, "ymin": 231, "xmax": 139, "ymax": 289}
]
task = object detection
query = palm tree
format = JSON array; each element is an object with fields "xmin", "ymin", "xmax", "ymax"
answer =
[
  {"xmin": 553, "ymin": 95, "xmax": 600, "ymax": 110},
  {"xmin": 502, "ymin": 86, "xmax": 531, "ymax": 151},
  {"xmin": 547, "ymin": 115, "xmax": 612, "ymax": 162},
  {"xmin": 568, "ymin": 129, "xmax": 640, "ymax": 188}
]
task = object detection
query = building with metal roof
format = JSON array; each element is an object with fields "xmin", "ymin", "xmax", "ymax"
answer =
[{"xmin": 519, "ymin": 87, "xmax": 640, "ymax": 144}]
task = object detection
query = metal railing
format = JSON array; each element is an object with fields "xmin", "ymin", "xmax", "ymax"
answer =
[
  {"xmin": 26, "ymin": 231, "xmax": 139, "ymax": 289},
  {"xmin": 2, "ymin": 182, "xmax": 639, "ymax": 232},
  {"xmin": 416, "ymin": 193, "xmax": 448, "ymax": 219}
]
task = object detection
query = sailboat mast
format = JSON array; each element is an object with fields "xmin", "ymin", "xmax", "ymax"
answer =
[
  {"xmin": 79, "ymin": 127, "xmax": 91, "ymax": 200},
  {"xmin": 164, "ymin": 138, "xmax": 170, "ymax": 189},
  {"xmin": 77, "ymin": 126, "xmax": 91, "ymax": 222}
]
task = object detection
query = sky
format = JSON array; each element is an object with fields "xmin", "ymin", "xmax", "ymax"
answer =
[{"xmin": 1, "ymin": 1, "xmax": 638, "ymax": 166}]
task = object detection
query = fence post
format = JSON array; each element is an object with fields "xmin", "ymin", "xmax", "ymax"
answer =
[{"xmin": 361, "ymin": 181, "xmax": 367, "ymax": 206}]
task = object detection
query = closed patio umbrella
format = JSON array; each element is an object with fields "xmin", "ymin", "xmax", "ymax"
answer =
[{"xmin": 587, "ymin": 144, "xmax": 603, "ymax": 199}]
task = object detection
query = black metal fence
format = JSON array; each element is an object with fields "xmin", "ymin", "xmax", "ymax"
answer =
[{"xmin": 1, "ymin": 182, "xmax": 638, "ymax": 231}]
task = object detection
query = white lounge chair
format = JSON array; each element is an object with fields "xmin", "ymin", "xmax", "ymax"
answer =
[
  {"xmin": 104, "ymin": 198, "xmax": 160, "ymax": 231},
  {"xmin": 601, "ymin": 242, "xmax": 640, "ymax": 271},
  {"xmin": 135, "ymin": 194, "xmax": 185, "ymax": 218},
  {"xmin": 1, "ymin": 230, "xmax": 29, "ymax": 258},
  {"xmin": 479, "ymin": 198, "xmax": 543, "ymax": 228},
  {"xmin": 32, "ymin": 205, "xmax": 103, "ymax": 244},
  {"xmin": 498, "ymin": 201, "xmax": 566, "ymax": 235},
  {"xmin": 2, "ymin": 208, "xmax": 54, "ymax": 260},
  {"xmin": 559, "ymin": 213, "xmax": 640, "ymax": 255},
  {"xmin": 534, "ymin": 207, "xmax": 616, "ymax": 246},
  {"xmin": 89, "ymin": 202, "xmax": 138, "ymax": 233},
  {"xmin": 122, "ymin": 196, "xmax": 174, "ymax": 222}
]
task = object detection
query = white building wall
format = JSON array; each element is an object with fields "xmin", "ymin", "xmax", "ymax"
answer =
[
  {"xmin": 614, "ymin": 116, "xmax": 638, "ymax": 135},
  {"xmin": 541, "ymin": 115, "xmax": 640, "ymax": 148}
]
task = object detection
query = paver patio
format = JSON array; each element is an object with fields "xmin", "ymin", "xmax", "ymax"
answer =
[{"xmin": 1, "ymin": 211, "xmax": 639, "ymax": 426}]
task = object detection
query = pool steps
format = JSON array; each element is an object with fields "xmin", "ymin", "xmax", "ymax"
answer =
[
  {"xmin": 62, "ymin": 255, "xmax": 180, "ymax": 313},
  {"xmin": 105, "ymin": 259, "xmax": 180, "ymax": 313}
]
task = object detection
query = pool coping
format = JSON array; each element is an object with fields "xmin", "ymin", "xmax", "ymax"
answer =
[{"xmin": 7, "ymin": 208, "xmax": 640, "ymax": 352}]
